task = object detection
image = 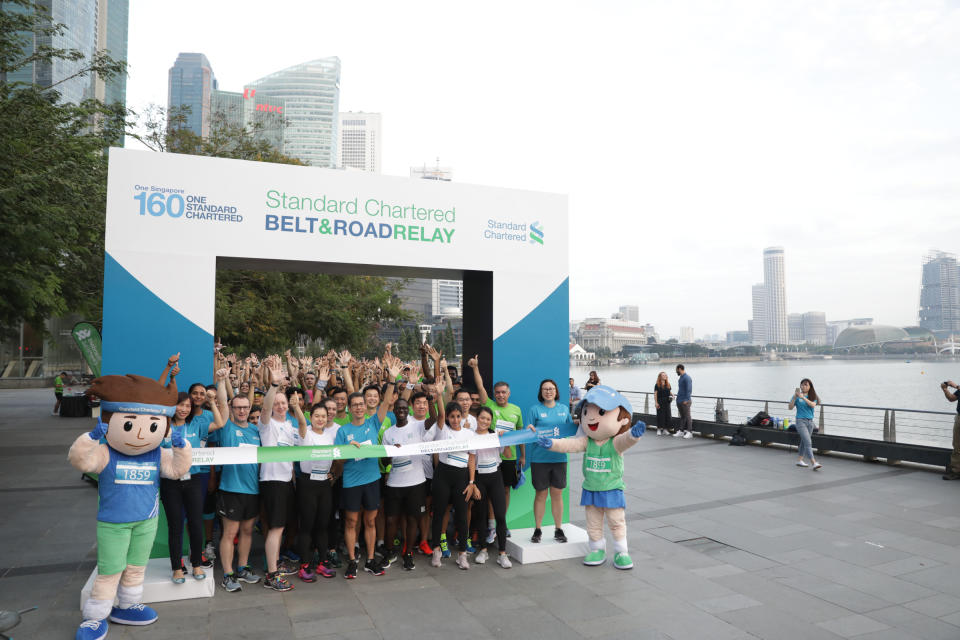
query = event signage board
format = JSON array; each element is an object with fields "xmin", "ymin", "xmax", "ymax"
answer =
[{"xmin": 71, "ymin": 322, "xmax": 102, "ymax": 377}]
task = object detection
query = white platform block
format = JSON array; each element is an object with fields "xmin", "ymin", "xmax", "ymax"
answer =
[
  {"xmin": 80, "ymin": 557, "xmax": 215, "ymax": 611},
  {"xmin": 505, "ymin": 524, "xmax": 590, "ymax": 564}
]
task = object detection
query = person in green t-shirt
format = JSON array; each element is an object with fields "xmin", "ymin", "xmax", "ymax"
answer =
[
  {"xmin": 467, "ymin": 355, "xmax": 524, "ymax": 541},
  {"xmin": 538, "ymin": 385, "xmax": 646, "ymax": 571},
  {"xmin": 53, "ymin": 371, "xmax": 67, "ymax": 415}
]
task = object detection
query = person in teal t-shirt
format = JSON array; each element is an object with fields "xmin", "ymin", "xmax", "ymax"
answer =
[
  {"xmin": 788, "ymin": 378, "xmax": 821, "ymax": 471},
  {"xmin": 525, "ymin": 379, "xmax": 575, "ymax": 545}
]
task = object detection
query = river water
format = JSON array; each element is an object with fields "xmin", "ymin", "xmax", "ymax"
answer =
[{"xmin": 571, "ymin": 360, "xmax": 958, "ymax": 448}]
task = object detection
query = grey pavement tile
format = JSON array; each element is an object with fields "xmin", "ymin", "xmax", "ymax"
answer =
[
  {"xmin": 900, "ymin": 564, "xmax": 960, "ymax": 598},
  {"xmin": 939, "ymin": 611, "xmax": 960, "ymax": 627},
  {"xmin": 925, "ymin": 515, "xmax": 960, "ymax": 530},
  {"xmin": 565, "ymin": 612, "xmax": 666, "ymax": 639},
  {"xmin": 775, "ymin": 575, "xmax": 891, "ymax": 613},
  {"xmin": 694, "ymin": 593, "xmax": 762, "ymax": 614},
  {"xmin": 891, "ymin": 617, "xmax": 960, "ymax": 640},
  {"xmin": 713, "ymin": 571, "xmax": 852, "ymax": 623},
  {"xmin": 624, "ymin": 563, "xmax": 736, "ymax": 602},
  {"xmin": 816, "ymin": 614, "xmax": 890, "ymax": 638},
  {"xmin": 690, "ymin": 563, "xmax": 745, "ymax": 579},
  {"xmin": 526, "ymin": 579, "xmax": 627, "ymax": 624},
  {"xmin": 762, "ymin": 548, "xmax": 823, "ymax": 565},
  {"xmin": 849, "ymin": 629, "xmax": 923, "ymax": 640},
  {"xmin": 299, "ymin": 632, "xmax": 383, "ymax": 640},
  {"xmin": 706, "ymin": 548, "xmax": 780, "ymax": 572},
  {"xmin": 796, "ymin": 556, "xmax": 938, "ymax": 604},
  {"xmin": 649, "ymin": 605, "xmax": 761, "ymax": 640},
  {"xmin": 872, "ymin": 555, "xmax": 944, "ymax": 576},
  {"xmin": 642, "ymin": 525, "xmax": 700, "ymax": 542},
  {"xmin": 477, "ymin": 605, "xmax": 581, "ymax": 640},
  {"xmin": 209, "ymin": 603, "xmax": 293, "ymax": 638},
  {"xmin": 716, "ymin": 605, "xmax": 846, "ymax": 640},
  {"xmin": 758, "ymin": 523, "xmax": 815, "ymax": 537},
  {"xmin": 903, "ymin": 593, "xmax": 960, "ymax": 618},
  {"xmin": 291, "ymin": 613, "xmax": 376, "ymax": 639}
]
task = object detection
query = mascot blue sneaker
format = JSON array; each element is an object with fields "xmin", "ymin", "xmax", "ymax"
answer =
[
  {"xmin": 109, "ymin": 602, "xmax": 159, "ymax": 625},
  {"xmin": 75, "ymin": 618, "xmax": 108, "ymax": 640}
]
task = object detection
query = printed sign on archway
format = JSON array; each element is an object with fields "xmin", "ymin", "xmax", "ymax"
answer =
[{"xmin": 102, "ymin": 148, "xmax": 570, "ymax": 556}]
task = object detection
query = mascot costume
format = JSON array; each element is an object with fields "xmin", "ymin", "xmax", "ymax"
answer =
[
  {"xmin": 68, "ymin": 374, "xmax": 192, "ymax": 640},
  {"xmin": 539, "ymin": 385, "xmax": 645, "ymax": 569}
]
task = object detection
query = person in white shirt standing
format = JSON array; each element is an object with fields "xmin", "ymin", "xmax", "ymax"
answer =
[{"xmin": 295, "ymin": 403, "xmax": 339, "ymax": 582}]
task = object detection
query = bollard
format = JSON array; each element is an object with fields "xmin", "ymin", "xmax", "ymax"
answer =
[
  {"xmin": 887, "ymin": 410, "xmax": 900, "ymax": 465},
  {"xmin": 882, "ymin": 410, "xmax": 890, "ymax": 441},
  {"xmin": 644, "ymin": 393, "xmax": 649, "ymax": 414}
]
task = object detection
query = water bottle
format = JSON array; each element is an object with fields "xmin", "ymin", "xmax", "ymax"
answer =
[
  {"xmin": 775, "ymin": 417, "xmax": 782, "ymax": 429},
  {"xmin": 783, "ymin": 417, "xmax": 790, "ymax": 430}
]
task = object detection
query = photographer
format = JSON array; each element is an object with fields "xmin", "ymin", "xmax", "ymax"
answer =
[{"xmin": 940, "ymin": 380, "xmax": 960, "ymax": 481}]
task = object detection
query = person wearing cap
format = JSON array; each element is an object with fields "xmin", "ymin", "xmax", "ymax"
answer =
[{"xmin": 538, "ymin": 385, "xmax": 645, "ymax": 570}]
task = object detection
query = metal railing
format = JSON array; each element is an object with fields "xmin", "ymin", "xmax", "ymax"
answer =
[{"xmin": 619, "ymin": 391, "xmax": 954, "ymax": 449}]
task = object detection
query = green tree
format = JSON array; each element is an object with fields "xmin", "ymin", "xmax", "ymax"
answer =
[
  {"xmin": 0, "ymin": 0, "xmax": 126, "ymax": 338},
  {"xmin": 396, "ymin": 326, "xmax": 421, "ymax": 361}
]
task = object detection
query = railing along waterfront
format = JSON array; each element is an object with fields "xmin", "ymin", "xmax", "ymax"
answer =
[{"xmin": 618, "ymin": 391, "xmax": 954, "ymax": 450}]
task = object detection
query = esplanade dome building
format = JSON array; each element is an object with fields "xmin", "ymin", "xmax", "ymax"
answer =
[{"xmin": 833, "ymin": 325, "xmax": 936, "ymax": 351}]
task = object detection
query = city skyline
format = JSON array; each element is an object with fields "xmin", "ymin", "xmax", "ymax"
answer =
[{"xmin": 124, "ymin": 1, "xmax": 960, "ymax": 338}]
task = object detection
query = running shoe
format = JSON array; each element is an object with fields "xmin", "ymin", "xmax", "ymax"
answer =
[
  {"xmin": 204, "ymin": 541, "xmax": 216, "ymax": 560},
  {"xmin": 431, "ymin": 548, "xmax": 442, "ymax": 568},
  {"xmin": 280, "ymin": 549, "xmax": 300, "ymax": 563},
  {"xmin": 485, "ymin": 528, "xmax": 497, "ymax": 545},
  {"xmin": 613, "ymin": 552, "xmax": 634, "ymax": 570},
  {"xmin": 456, "ymin": 552, "xmax": 470, "ymax": 570},
  {"xmin": 796, "ymin": 460, "xmax": 809, "ymax": 467},
  {"xmin": 418, "ymin": 540, "xmax": 433, "ymax": 556},
  {"xmin": 236, "ymin": 566, "xmax": 261, "ymax": 584},
  {"xmin": 263, "ymin": 573, "xmax": 293, "ymax": 591},
  {"xmin": 656, "ymin": 428, "xmax": 663, "ymax": 436},
  {"xmin": 672, "ymin": 430, "xmax": 683, "ymax": 438},
  {"xmin": 812, "ymin": 462, "xmax": 822, "ymax": 471},
  {"xmin": 474, "ymin": 548, "xmax": 489, "ymax": 564},
  {"xmin": 76, "ymin": 618, "xmax": 108, "ymax": 640},
  {"xmin": 382, "ymin": 548, "xmax": 398, "ymax": 568},
  {"xmin": 554, "ymin": 528, "xmax": 567, "ymax": 543},
  {"xmin": 298, "ymin": 564, "xmax": 316, "ymax": 583},
  {"xmin": 439, "ymin": 533, "xmax": 450, "ymax": 558},
  {"xmin": 277, "ymin": 559, "xmax": 298, "ymax": 576},
  {"xmin": 316, "ymin": 563, "xmax": 336, "ymax": 579},
  {"xmin": 375, "ymin": 543, "xmax": 388, "ymax": 560},
  {"xmin": 465, "ymin": 542, "xmax": 478, "ymax": 554},
  {"xmin": 326, "ymin": 550, "xmax": 343, "ymax": 568},
  {"xmin": 682, "ymin": 431, "xmax": 693, "ymax": 439},
  {"xmin": 531, "ymin": 528, "xmax": 542, "ymax": 543},
  {"xmin": 344, "ymin": 559, "xmax": 358, "ymax": 579},
  {"xmin": 496, "ymin": 554, "xmax": 512, "ymax": 569},
  {"xmin": 198, "ymin": 554, "xmax": 214, "ymax": 568},
  {"xmin": 364, "ymin": 558, "xmax": 385, "ymax": 576},
  {"xmin": 220, "ymin": 572, "xmax": 242, "ymax": 592},
  {"xmin": 402, "ymin": 553, "xmax": 415, "ymax": 571},
  {"xmin": 109, "ymin": 603, "xmax": 157, "ymax": 626}
]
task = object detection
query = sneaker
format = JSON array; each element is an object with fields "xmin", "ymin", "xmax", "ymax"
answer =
[
  {"xmin": 465, "ymin": 542, "xmax": 478, "ymax": 554},
  {"xmin": 583, "ymin": 549, "xmax": 606, "ymax": 566},
  {"xmin": 277, "ymin": 559, "xmax": 298, "ymax": 576},
  {"xmin": 554, "ymin": 528, "xmax": 567, "ymax": 543},
  {"xmin": 531, "ymin": 528, "xmax": 542, "ymax": 543},
  {"xmin": 76, "ymin": 618, "xmax": 108, "ymax": 640},
  {"xmin": 796, "ymin": 460, "xmax": 809, "ymax": 467},
  {"xmin": 656, "ymin": 428, "xmax": 663, "ymax": 436},
  {"xmin": 431, "ymin": 548, "xmax": 442, "ymax": 567},
  {"xmin": 109, "ymin": 603, "xmax": 158, "ymax": 626},
  {"xmin": 263, "ymin": 573, "xmax": 293, "ymax": 591},
  {"xmin": 812, "ymin": 462, "xmax": 822, "ymax": 471},
  {"xmin": 236, "ymin": 565, "xmax": 261, "ymax": 584},
  {"xmin": 327, "ymin": 550, "xmax": 343, "ymax": 568},
  {"xmin": 382, "ymin": 548, "xmax": 399, "ymax": 568},
  {"xmin": 672, "ymin": 430, "xmax": 683, "ymax": 438},
  {"xmin": 682, "ymin": 431, "xmax": 693, "ymax": 439},
  {"xmin": 439, "ymin": 534, "xmax": 450, "ymax": 558},
  {"xmin": 198, "ymin": 554, "xmax": 214, "ymax": 568},
  {"xmin": 441, "ymin": 548, "xmax": 451, "ymax": 559},
  {"xmin": 402, "ymin": 553, "xmax": 415, "ymax": 571},
  {"xmin": 485, "ymin": 528, "xmax": 497, "ymax": 545},
  {"xmin": 418, "ymin": 540, "xmax": 433, "ymax": 556},
  {"xmin": 344, "ymin": 559, "xmax": 358, "ymax": 579},
  {"xmin": 298, "ymin": 564, "xmax": 316, "ymax": 583},
  {"xmin": 474, "ymin": 548, "xmax": 489, "ymax": 564},
  {"xmin": 204, "ymin": 541, "xmax": 216, "ymax": 560},
  {"xmin": 364, "ymin": 558, "xmax": 385, "ymax": 576},
  {"xmin": 613, "ymin": 552, "xmax": 634, "ymax": 570},
  {"xmin": 316, "ymin": 563, "xmax": 336, "ymax": 579},
  {"xmin": 220, "ymin": 572, "xmax": 242, "ymax": 592},
  {"xmin": 456, "ymin": 552, "xmax": 470, "ymax": 570},
  {"xmin": 496, "ymin": 553, "xmax": 512, "ymax": 569},
  {"xmin": 375, "ymin": 543, "xmax": 388, "ymax": 560},
  {"xmin": 280, "ymin": 549, "xmax": 300, "ymax": 563}
]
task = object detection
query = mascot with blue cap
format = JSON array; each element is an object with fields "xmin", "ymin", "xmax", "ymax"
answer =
[
  {"xmin": 539, "ymin": 385, "xmax": 644, "ymax": 569},
  {"xmin": 68, "ymin": 374, "xmax": 192, "ymax": 640}
]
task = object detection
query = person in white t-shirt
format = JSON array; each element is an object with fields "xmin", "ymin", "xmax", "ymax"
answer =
[
  {"xmin": 469, "ymin": 406, "xmax": 511, "ymax": 568},
  {"xmin": 381, "ymin": 389, "xmax": 442, "ymax": 570},
  {"xmin": 454, "ymin": 388, "xmax": 478, "ymax": 431},
  {"xmin": 294, "ymin": 403, "xmax": 339, "ymax": 582},
  {"xmin": 430, "ymin": 403, "xmax": 480, "ymax": 570}
]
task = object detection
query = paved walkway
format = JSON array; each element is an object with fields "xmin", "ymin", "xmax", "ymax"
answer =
[{"xmin": 1, "ymin": 388, "xmax": 959, "ymax": 639}]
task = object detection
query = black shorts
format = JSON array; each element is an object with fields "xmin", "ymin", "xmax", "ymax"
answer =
[
  {"xmin": 531, "ymin": 462, "xmax": 567, "ymax": 491},
  {"xmin": 385, "ymin": 482, "xmax": 427, "ymax": 517},
  {"xmin": 55, "ymin": 391, "xmax": 63, "ymax": 399},
  {"xmin": 217, "ymin": 490, "xmax": 259, "ymax": 522},
  {"xmin": 259, "ymin": 480, "xmax": 295, "ymax": 528},
  {"xmin": 500, "ymin": 460, "xmax": 518, "ymax": 488},
  {"xmin": 341, "ymin": 479, "xmax": 380, "ymax": 513}
]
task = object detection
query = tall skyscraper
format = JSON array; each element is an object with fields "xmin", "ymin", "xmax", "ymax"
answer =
[
  {"xmin": 339, "ymin": 112, "xmax": 381, "ymax": 172},
  {"xmin": 248, "ymin": 58, "xmax": 341, "ymax": 167},
  {"xmin": 210, "ymin": 87, "xmax": 285, "ymax": 151},
  {"xmin": 93, "ymin": 0, "xmax": 129, "ymax": 107},
  {"xmin": 763, "ymin": 247, "xmax": 788, "ymax": 344},
  {"xmin": 750, "ymin": 283, "xmax": 767, "ymax": 345},
  {"xmin": 919, "ymin": 251, "xmax": 960, "ymax": 335},
  {"xmin": 619, "ymin": 305, "xmax": 639, "ymax": 322},
  {"xmin": 168, "ymin": 53, "xmax": 217, "ymax": 137}
]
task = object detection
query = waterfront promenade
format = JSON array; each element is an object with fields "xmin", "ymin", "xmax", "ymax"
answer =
[{"xmin": 2, "ymin": 388, "xmax": 960, "ymax": 639}]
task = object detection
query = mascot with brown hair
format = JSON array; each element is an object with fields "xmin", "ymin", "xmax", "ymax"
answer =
[
  {"xmin": 69, "ymin": 374, "xmax": 192, "ymax": 640},
  {"xmin": 538, "ymin": 385, "xmax": 645, "ymax": 570}
]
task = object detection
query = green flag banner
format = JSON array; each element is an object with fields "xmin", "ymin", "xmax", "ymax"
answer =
[{"xmin": 71, "ymin": 322, "xmax": 102, "ymax": 377}]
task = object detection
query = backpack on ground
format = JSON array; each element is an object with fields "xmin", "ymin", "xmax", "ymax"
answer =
[
  {"xmin": 729, "ymin": 427, "xmax": 747, "ymax": 446},
  {"xmin": 746, "ymin": 411, "xmax": 769, "ymax": 427}
]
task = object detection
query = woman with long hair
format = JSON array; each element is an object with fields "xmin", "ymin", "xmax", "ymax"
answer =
[
  {"xmin": 430, "ymin": 402, "xmax": 479, "ymax": 570},
  {"xmin": 788, "ymin": 378, "xmax": 821, "ymax": 470},
  {"xmin": 585, "ymin": 371, "xmax": 600, "ymax": 392},
  {"xmin": 654, "ymin": 372, "xmax": 673, "ymax": 436}
]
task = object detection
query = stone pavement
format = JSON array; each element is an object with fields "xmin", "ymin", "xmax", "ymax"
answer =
[{"xmin": 1, "ymin": 387, "xmax": 959, "ymax": 639}]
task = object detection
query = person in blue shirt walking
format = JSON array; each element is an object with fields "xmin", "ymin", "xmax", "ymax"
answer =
[
  {"xmin": 526, "ymin": 378, "xmax": 575, "ymax": 544},
  {"xmin": 789, "ymin": 378, "xmax": 821, "ymax": 470},
  {"xmin": 674, "ymin": 364, "xmax": 693, "ymax": 439}
]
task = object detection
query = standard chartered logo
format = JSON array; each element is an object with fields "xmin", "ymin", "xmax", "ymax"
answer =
[{"xmin": 530, "ymin": 221, "xmax": 544, "ymax": 245}]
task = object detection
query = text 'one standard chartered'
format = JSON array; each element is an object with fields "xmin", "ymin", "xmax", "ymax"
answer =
[{"xmin": 264, "ymin": 190, "xmax": 456, "ymax": 243}]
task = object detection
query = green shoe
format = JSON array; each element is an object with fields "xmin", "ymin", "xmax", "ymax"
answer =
[
  {"xmin": 583, "ymin": 549, "xmax": 606, "ymax": 566},
  {"xmin": 613, "ymin": 552, "xmax": 633, "ymax": 570}
]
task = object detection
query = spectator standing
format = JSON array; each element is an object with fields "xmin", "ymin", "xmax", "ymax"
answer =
[
  {"xmin": 52, "ymin": 371, "xmax": 67, "ymax": 415},
  {"xmin": 673, "ymin": 364, "xmax": 693, "ymax": 439},
  {"xmin": 585, "ymin": 371, "xmax": 600, "ymax": 392},
  {"xmin": 654, "ymin": 372, "xmax": 673, "ymax": 436},
  {"xmin": 788, "ymin": 378, "xmax": 821, "ymax": 470},
  {"xmin": 940, "ymin": 380, "xmax": 960, "ymax": 480},
  {"xmin": 569, "ymin": 377, "xmax": 583, "ymax": 413}
]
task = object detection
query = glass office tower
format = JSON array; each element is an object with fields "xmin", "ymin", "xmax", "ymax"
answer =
[{"xmin": 168, "ymin": 53, "xmax": 217, "ymax": 137}]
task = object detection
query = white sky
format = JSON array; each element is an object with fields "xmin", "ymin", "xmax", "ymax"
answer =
[{"xmin": 125, "ymin": 0, "xmax": 960, "ymax": 338}]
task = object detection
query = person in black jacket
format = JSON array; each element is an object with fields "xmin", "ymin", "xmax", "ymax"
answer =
[{"xmin": 654, "ymin": 371, "xmax": 673, "ymax": 436}]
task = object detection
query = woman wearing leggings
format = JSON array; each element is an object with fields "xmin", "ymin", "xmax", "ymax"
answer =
[
  {"xmin": 471, "ymin": 406, "xmax": 511, "ymax": 568},
  {"xmin": 295, "ymin": 403, "xmax": 338, "ymax": 581},
  {"xmin": 160, "ymin": 377, "xmax": 226, "ymax": 583},
  {"xmin": 430, "ymin": 403, "xmax": 480, "ymax": 570}
]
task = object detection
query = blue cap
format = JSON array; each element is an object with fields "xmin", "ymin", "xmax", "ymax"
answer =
[{"xmin": 582, "ymin": 385, "xmax": 632, "ymax": 415}]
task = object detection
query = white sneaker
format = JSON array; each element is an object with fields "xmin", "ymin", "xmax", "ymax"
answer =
[
  {"xmin": 672, "ymin": 430, "xmax": 682, "ymax": 438},
  {"xmin": 456, "ymin": 552, "xmax": 470, "ymax": 570},
  {"xmin": 431, "ymin": 548, "xmax": 442, "ymax": 568},
  {"xmin": 51, "ymin": 411, "xmax": 59, "ymax": 416},
  {"xmin": 656, "ymin": 429, "xmax": 663, "ymax": 436},
  {"xmin": 796, "ymin": 460, "xmax": 809, "ymax": 467},
  {"xmin": 485, "ymin": 529, "xmax": 497, "ymax": 545},
  {"xmin": 204, "ymin": 541, "xmax": 216, "ymax": 559},
  {"xmin": 474, "ymin": 548, "xmax": 489, "ymax": 564},
  {"xmin": 497, "ymin": 554, "xmax": 512, "ymax": 569},
  {"xmin": 682, "ymin": 431, "xmax": 693, "ymax": 439}
]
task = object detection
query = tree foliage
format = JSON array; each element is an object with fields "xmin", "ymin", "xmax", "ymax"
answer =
[{"xmin": 0, "ymin": 0, "xmax": 126, "ymax": 338}]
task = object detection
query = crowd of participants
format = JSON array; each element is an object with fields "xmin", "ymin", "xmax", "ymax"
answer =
[{"xmin": 156, "ymin": 343, "xmax": 579, "ymax": 592}]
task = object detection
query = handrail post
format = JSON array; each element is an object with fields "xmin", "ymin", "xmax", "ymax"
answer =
[
  {"xmin": 883, "ymin": 410, "xmax": 890, "ymax": 441},
  {"xmin": 764, "ymin": 401, "xmax": 769, "ymax": 414},
  {"xmin": 887, "ymin": 410, "xmax": 900, "ymax": 465},
  {"xmin": 644, "ymin": 393, "xmax": 649, "ymax": 414},
  {"xmin": 816, "ymin": 406, "xmax": 829, "ymax": 455}
]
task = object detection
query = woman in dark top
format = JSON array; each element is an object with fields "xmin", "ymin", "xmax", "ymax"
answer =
[
  {"xmin": 585, "ymin": 371, "xmax": 600, "ymax": 391},
  {"xmin": 654, "ymin": 371, "xmax": 673, "ymax": 436}
]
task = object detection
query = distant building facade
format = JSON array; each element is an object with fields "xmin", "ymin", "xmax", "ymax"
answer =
[
  {"xmin": 619, "ymin": 305, "xmax": 639, "ymax": 322},
  {"xmin": 919, "ymin": 251, "xmax": 960, "ymax": 335},
  {"xmin": 763, "ymin": 247, "xmax": 788, "ymax": 344},
  {"xmin": 680, "ymin": 326, "xmax": 695, "ymax": 343},
  {"xmin": 168, "ymin": 52, "xmax": 217, "ymax": 137},
  {"xmin": 339, "ymin": 112, "xmax": 381, "ymax": 172},
  {"xmin": 577, "ymin": 318, "xmax": 648, "ymax": 353},
  {"xmin": 802, "ymin": 312, "xmax": 827, "ymax": 345}
]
